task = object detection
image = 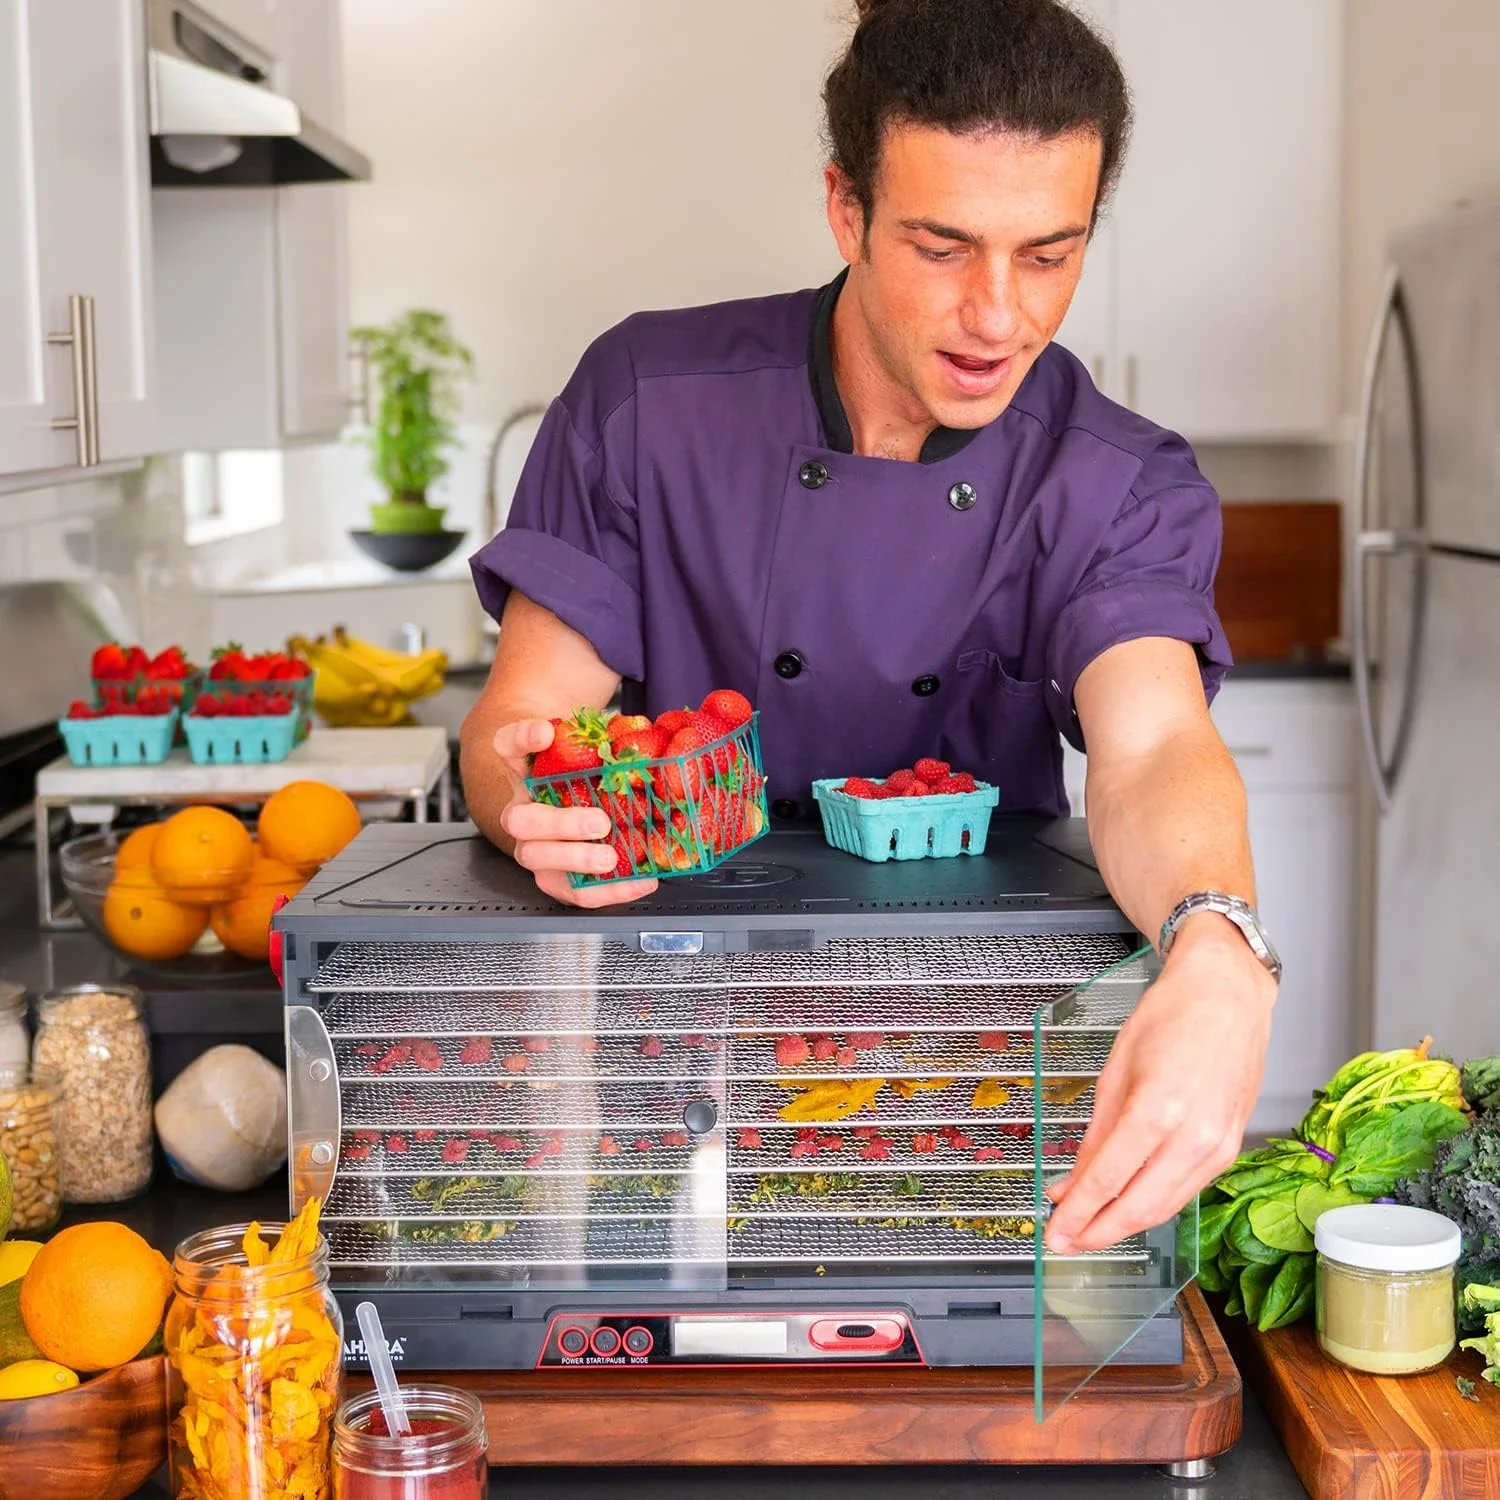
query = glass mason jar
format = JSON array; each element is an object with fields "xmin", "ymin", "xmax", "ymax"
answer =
[
  {"xmin": 0, "ymin": 982, "xmax": 29, "ymax": 1070},
  {"xmin": 32, "ymin": 982, "xmax": 153, "ymax": 1202},
  {"xmin": 0, "ymin": 1063, "xmax": 63, "ymax": 1233},
  {"xmin": 1314, "ymin": 1203, "xmax": 1461, "ymax": 1376},
  {"xmin": 334, "ymin": 1386, "xmax": 489, "ymax": 1500},
  {"xmin": 166, "ymin": 1223, "xmax": 345, "ymax": 1500}
]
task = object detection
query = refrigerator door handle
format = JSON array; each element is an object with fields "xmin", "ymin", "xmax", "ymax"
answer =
[{"xmin": 1351, "ymin": 267, "xmax": 1428, "ymax": 816}]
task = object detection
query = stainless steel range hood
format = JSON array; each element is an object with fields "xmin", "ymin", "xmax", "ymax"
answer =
[{"xmin": 147, "ymin": 0, "xmax": 370, "ymax": 186}]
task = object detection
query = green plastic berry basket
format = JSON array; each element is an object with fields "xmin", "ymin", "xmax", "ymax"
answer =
[
  {"xmin": 57, "ymin": 710, "xmax": 179, "ymax": 767},
  {"xmin": 184, "ymin": 711, "xmax": 299, "ymax": 765},
  {"xmin": 525, "ymin": 714, "xmax": 769, "ymax": 888},
  {"xmin": 811, "ymin": 777, "xmax": 1001, "ymax": 862},
  {"xmin": 202, "ymin": 674, "xmax": 315, "ymax": 742}
]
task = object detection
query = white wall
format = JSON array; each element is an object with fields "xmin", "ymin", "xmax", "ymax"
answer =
[{"xmin": 342, "ymin": 0, "xmax": 852, "ymax": 421}]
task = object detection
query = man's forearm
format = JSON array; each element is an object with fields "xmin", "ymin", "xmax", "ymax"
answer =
[
  {"xmin": 459, "ymin": 695, "xmax": 532, "ymax": 855},
  {"xmin": 1084, "ymin": 724, "xmax": 1255, "ymax": 947}
]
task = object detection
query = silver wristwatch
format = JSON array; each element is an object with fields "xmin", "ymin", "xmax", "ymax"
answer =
[{"xmin": 1158, "ymin": 891, "xmax": 1282, "ymax": 982}]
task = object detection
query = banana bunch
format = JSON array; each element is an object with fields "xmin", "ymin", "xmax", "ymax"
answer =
[{"xmin": 288, "ymin": 628, "xmax": 447, "ymax": 729}]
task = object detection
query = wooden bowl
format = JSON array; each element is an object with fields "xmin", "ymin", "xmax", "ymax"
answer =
[{"xmin": 0, "ymin": 1354, "xmax": 168, "ymax": 1500}]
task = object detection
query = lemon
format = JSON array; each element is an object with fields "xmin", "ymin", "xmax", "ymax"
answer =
[
  {"xmin": 0, "ymin": 1240, "xmax": 43, "ymax": 1287},
  {"xmin": 0, "ymin": 1358, "xmax": 79, "ymax": 1399}
]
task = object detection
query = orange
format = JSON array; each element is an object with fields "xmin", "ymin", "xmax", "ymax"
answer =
[
  {"xmin": 103, "ymin": 880, "xmax": 208, "ymax": 960},
  {"xmin": 257, "ymin": 781, "xmax": 362, "ymax": 873},
  {"xmin": 20, "ymin": 1222, "xmax": 173, "ymax": 1372},
  {"xmin": 210, "ymin": 882, "xmax": 301, "ymax": 962},
  {"xmin": 247, "ymin": 852, "xmax": 306, "ymax": 895},
  {"xmin": 151, "ymin": 806, "xmax": 254, "ymax": 905},
  {"xmin": 114, "ymin": 823, "xmax": 162, "ymax": 872}
]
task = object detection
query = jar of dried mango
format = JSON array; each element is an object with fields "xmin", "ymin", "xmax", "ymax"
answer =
[{"xmin": 165, "ymin": 1210, "xmax": 344, "ymax": 1500}]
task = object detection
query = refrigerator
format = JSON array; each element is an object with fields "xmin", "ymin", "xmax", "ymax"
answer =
[{"xmin": 1355, "ymin": 193, "xmax": 1500, "ymax": 1062}]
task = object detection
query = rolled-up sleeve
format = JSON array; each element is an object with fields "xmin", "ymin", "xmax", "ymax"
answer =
[
  {"xmin": 1046, "ymin": 449, "xmax": 1232, "ymax": 750},
  {"xmin": 469, "ymin": 397, "xmax": 644, "ymax": 682}
]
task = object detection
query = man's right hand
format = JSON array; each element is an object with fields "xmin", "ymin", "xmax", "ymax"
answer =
[{"xmin": 492, "ymin": 719, "xmax": 659, "ymax": 909}]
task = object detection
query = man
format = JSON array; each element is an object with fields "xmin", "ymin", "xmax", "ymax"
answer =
[{"xmin": 461, "ymin": 0, "xmax": 1279, "ymax": 1257}]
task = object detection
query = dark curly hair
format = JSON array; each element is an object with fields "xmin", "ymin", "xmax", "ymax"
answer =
[{"xmin": 825, "ymin": 0, "xmax": 1132, "ymax": 233}]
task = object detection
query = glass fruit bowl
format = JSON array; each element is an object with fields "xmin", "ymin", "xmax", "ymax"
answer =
[{"xmin": 58, "ymin": 830, "xmax": 274, "ymax": 982}]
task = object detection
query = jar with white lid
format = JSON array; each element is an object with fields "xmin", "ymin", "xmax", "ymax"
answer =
[
  {"xmin": 1315, "ymin": 1203, "xmax": 1462, "ymax": 1375},
  {"xmin": 0, "ymin": 982, "xmax": 27, "ymax": 1070}
]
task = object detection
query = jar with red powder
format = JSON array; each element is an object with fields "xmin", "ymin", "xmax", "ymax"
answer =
[{"xmin": 333, "ymin": 1386, "xmax": 488, "ymax": 1500}]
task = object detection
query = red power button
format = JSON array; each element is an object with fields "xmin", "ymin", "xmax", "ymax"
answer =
[{"xmin": 808, "ymin": 1318, "xmax": 906, "ymax": 1353}]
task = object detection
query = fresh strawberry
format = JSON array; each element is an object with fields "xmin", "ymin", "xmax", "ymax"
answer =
[
  {"xmin": 607, "ymin": 712, "xmax": 653, "ymax": 742},
  {"xmin": 460, "ymin": 1037, "xmax": 493, "ymax": 1066},
  {"xmin": 737, "ymin": 1128, "xmax": 763, "ymax": 1149},
  {"xmin": 531, "ymin": 710, "xmax": 609, "ymax": 780},
  {"xmin": 700, "ymin": 689, "xmax": 753, "ymax": 728},
  {"xmin": 914, "ymin": 758, "xmax": 951, "ymax": 783},
  {"xmin": 145, "ymin": 645, "xmax": 192, "ymax": 681},
  {"xmin": 654, "ymin": 707, "xmax": 696, "ymax": 737},
  {"xmin": 90, "ymin": 642, "xmax": 133, "ymax": 681},
  {"xmin": 839, "ymin": 777, "xmax": 882, "ymax": 799},
  {"xmin": 645, "ymin": 825, "xmax": 696, "ymax": 872},
  {"xmin": 65, "ymin": 700, "xmax": 97, "ymax": 720},
  {"xmin": 883, "ymin": 768, "xmax": 920, "ymax": 794},
  {"xmin": 268, "ymin": 656, "xmax": 310, "ymax": 680},
  {"xmin": 774, "ymin": 1034, "xmax": 810, "ymax": 1067}
]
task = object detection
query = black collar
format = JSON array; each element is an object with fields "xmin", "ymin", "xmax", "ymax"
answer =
[{"xmin": 807, "ymin": 269, "xmax": 982, "ymax": 465}]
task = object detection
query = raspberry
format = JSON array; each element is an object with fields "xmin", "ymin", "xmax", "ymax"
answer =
[
  {"xmin": 883, "ymin": 768, "xmax": 920, "ymax": 793},
  {"xmin": 811, "ymin": 1035, "xmax": 838, "ymax": 1062},
  {"xmin": 737, "ymin": 1128, "xmax": 763, "ymax": 1149},
  {"xmin": 914, "ymin": 758, "xmax": 950, "ymax": 783},
  {"xmin": 903, "ymin": 783, "xmax": 931, "ymax": 797},
  {"xmin": 948, "ymin": 772, "xmax": 977, "ymax": 791},
  {"xmin": 775, "ymin": 1034, "xmax": 811, "ymax": 1067},
  {"xmin": 839, "ymin": 777, "xmax": 882, "ymax": 799},
  {"xmin": 931, "ymin": 775, "xmax": 972, "ymax": 795}
]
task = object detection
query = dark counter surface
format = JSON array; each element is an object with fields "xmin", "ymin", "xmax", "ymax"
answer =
[{"xmin": 0, "ymin": 847, "xmax": 1306, "ymax": 1499}]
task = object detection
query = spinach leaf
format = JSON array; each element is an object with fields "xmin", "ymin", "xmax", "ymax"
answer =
[
  {"xmin": 1223, "ymin": 1288, "xmax": 1244, "ymax": 1319},
  {"xmin": 1219, "ymin": 1164, "xmax": 1294, "ymax": 1197},
  {"xmin": 1238, "ymin": 1259, "xmax": 1279, "ymax": 1324},
  {"xmin": 1294, "ymin": 1180, "xmax": 1363, "ymax": 1234},
  {"xmin": 1249, "ymin": 1197, "xmax": 1316, "ymax": 1254},
  {"xmin": 1196, "ymin": 1256, "xmax": 1228, "ymax": 1295},
  {"xmin": 1227, "ymin": 1209, "xmax": 1283, "ymax": 1265},
  {"xmin": 1332, "ymin": 1101, "xmax": 1470, "ymax": 1195},
  {"xmin": 1258, "ymin": 1252, "xmax": 1315, "ymax": 1331},
  {"xmin": 1195, "ymin": 1199, "xmax": 1239, "ymax": 1263}
]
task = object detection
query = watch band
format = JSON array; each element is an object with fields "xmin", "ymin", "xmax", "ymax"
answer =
[{"xmin": 1158, "ymin": 890, "xmax": 1283, "ymax": 982}]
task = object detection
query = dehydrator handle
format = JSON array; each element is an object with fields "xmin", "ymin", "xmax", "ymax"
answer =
[{"xmin": 286, "ymin": 1004, "xmax": 341, "ymax": 1212}]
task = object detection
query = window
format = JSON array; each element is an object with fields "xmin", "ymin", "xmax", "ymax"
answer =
[{"xmin": 183, "ymin": 451, "xmax": 285, "ymax": 545}]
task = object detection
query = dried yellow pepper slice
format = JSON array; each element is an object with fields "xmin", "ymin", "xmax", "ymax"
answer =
[{"xmin": 971, "ymin": 1079, "xmax": 1011, "ymax": 1109}]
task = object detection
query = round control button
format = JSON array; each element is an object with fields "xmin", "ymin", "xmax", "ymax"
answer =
[
  {"xmin": 774, "ymin": 651, "xmax": 804, "ymax": 679},
  {"xmin": 591, "ymin": 1325, "xmax": 622, "ymax": 1357},
  {"xmin": 948, "ymin": 481, "xmax": 978, "ymax": 511},
  {"xmin": 558, "ymin": 1327, "xmax": 589, "ymax": 1357},
  {"xmin": 799, "ymin": 460, "xmax": 830, "ymax": 490},
  {"xmin": 624, "ymin": 1326, "xmax": 655, "ymax": 1357},
  {"xmin": 911, "ymin": 675, "xmax": 941, "ymax": 696},
  {"xmin": 682, "ymin": 1097, "xmax": 719, "ymax": 1135}
]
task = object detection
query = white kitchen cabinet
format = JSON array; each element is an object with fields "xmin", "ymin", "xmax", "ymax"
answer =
[
  {"xmin": 154, "ymin": 0, "xmax": 351, "ymax": 450},
  {"xmin": 0, "ymin": 0, "xmax": 158, "ymax": 477},
  {"xmin": 1061, "ymin": 678, "xmax": 1357, "ymax": 1133},
  {"xmin": 1057, "ymin": 0, "xmax": 1340, "ymax": 438}
]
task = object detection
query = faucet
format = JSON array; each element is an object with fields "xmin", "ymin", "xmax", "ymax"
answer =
[{"xmin": 478, "ymin": 401, "xmax": 549, "ymax": 656}]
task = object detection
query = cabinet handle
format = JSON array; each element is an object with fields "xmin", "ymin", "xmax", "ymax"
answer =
[
  {"xmin": 47, "ymin": 294, "xmax": 99, "ymax": 467},
  {"xmin": 1125, "ymin": 353, "xmax": 1139, "ymax": 410},
  {"xmin": 349, "ymin": 332, "xmax": 371, "ymax": 424}
]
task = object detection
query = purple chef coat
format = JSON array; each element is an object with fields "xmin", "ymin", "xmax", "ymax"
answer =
[{"xmin": 471, "ymin": 272, "xmax": 1232, "ymax": 818}]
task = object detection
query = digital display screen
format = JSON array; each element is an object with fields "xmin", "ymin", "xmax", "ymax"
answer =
[{"xmin": 672, "ymin": 1319, "xmax": 789, "ymax": 1358}]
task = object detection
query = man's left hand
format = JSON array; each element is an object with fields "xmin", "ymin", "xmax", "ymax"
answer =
[{"xmin": 1043, "ymin": 916, "xmax": 1276, "ymax": 1253}]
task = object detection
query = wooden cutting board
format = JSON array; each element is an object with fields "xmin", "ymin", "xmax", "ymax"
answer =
[{"xmin": 1221, "ymin": 1311, "xmax": 1500, "ymax": 1499}]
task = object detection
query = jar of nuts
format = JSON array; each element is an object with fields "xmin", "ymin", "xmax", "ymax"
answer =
[
  {"xmin": 0, "ymin": 1065, "xmax": 63, "ymax": 1233},
  {"xmin": 32, "ymin": 984, "xmax": 153, "ymax": 1203}
]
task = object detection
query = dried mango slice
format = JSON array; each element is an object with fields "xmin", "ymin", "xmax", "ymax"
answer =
[
  {"xmin": 1041, "ymin": 1077, "xmax": 1091, "ymax": 1105},
  {"xmin": 892, "ymin": 1078, "xmax": 955, "ymax": 1098},
  {"xmin": 971, "ymin": 1079, "xmax": 1011, "ymax": 1109},
  {"xmin": 778, "ymin": 1077, "xmax": 885, "ymax": 1122}
]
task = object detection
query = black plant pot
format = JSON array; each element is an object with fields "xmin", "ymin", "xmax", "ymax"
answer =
[{"xmin": 349, "ymin": 528, "xmax": 468, "ymax": 573}]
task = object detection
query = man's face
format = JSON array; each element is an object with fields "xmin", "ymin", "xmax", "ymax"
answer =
[{"xmin": 826, "ymin": 123, "xmax": 1103, "ymax": 431}]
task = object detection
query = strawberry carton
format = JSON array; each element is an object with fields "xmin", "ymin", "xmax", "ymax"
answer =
[
  {"xmin": 523, "ymin": 691, "xmax": 770, "ymax": 888},
  {"xmin": 90, "ymin": 642, "xmax": 202, "ymax": 713},
  {"xmin": 183, "ymin": 687, "xmax": 300, "ymax": 765},
  {"xmin": 206, "ymin": 645, "xmax": 315, "ymax": 742},
  {"xmin": 811, "ymin": 759, "xmax": 1000, "ymax": 863},
  {"xmin": 58, "ymin": 688, "xmax": 180, "ymax": 767}
]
